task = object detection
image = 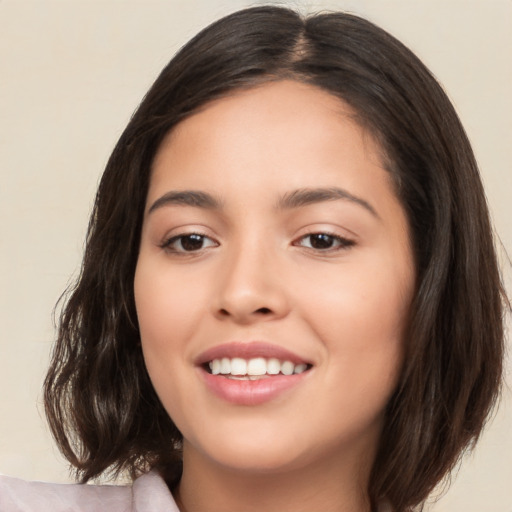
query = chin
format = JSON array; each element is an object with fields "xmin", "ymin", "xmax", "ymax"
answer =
[
  {"xmin": 182, "ymin": 424, "xmax": 314, "ymax": 474},
  {"xmin": 204, "ymin": 445, "xmax": 313, "ymax": 475}
]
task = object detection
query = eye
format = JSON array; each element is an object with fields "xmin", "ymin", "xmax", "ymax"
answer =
[
  {"xmin": 161, "ymin": 233, "xmax": 218, "ymax": 253},
  {"xmin": 295, "ymin": 233, "xmax": 355, "ymax": 251}
]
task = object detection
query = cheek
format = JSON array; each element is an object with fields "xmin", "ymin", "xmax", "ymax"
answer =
[
  {"xmin": 133, "ymin": 261, "xmax": 207, "ymax": 411},
  {"xmin": 134, "ymin": 261, "xmax": 204, "ymax": 426},
  {"xmin": 134, "ymin": 261, "xmax": 207, "ymax": 353},
  {"xmin": 296, "ymin": 250, "xmax": 412, "ymax": 391},
  {"xmin": 302, "ymin": 263, "xmax": 410, "ymax": 342}
]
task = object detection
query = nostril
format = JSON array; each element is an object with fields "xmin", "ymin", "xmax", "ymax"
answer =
[{"xmin": 217, "ymin": 306, "xmax": 273, "ymax": 319}]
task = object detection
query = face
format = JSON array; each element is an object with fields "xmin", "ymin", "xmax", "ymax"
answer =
[{"xmin": 134, "ymin": 80, "xmax": 415, "ymax": 476}]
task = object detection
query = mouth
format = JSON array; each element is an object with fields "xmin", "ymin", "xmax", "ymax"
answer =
[
  {"xmin": 203, "ymin": 357, "xmax": 312, "ymax": 380},
  {"xmin": 196, "ymin": 342, "xmax": 313, "ymax": 405}
]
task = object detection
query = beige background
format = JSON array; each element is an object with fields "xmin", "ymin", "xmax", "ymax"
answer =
[{"xmin": 0, "ymin": 1, "xmax": 510, "ymax": 510}]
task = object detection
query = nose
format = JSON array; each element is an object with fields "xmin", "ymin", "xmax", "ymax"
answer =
[{"xmin": 213, "ymin": 242, "xmax": 290, "ymax": 324}]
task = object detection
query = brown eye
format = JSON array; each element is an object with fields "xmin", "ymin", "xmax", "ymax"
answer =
[
  {"xmin": 162, "ymin": 233, "xmax": 217, "ymax": 253},
  {"xmin": 180, "ymin": 234, "xmax": 206, "ymax": 251},
  {"xmin": 308, "ymin": 234, "xmax": 336, "ymax": 249},
  {"xmin": 297, "ymin": 233, "xmax": 355, "ymax": 251}
]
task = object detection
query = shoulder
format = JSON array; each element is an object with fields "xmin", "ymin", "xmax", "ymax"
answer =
[
  {"xmin": 0, "ymin": 473, "xmax": 132, "ymax": 512},
  {"xmin": 0, "ymin": 470, "xmax": 179, "ymax": 512}
]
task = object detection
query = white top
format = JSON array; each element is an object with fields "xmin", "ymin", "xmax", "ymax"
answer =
[
  {"xmin": 0, "ymin": 470, "xmax": 180, "ymax": 512},
  {"xmin": 0, "ymin": 470, "xmax": 392, "ymax": 511}
]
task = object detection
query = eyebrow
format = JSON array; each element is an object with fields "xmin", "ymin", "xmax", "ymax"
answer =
[
  {"xmin": 147, "ymin": 186, "xmax": 378, "ymax": 218},
  {"xmin": 276, "ymin": 187, "xmax": 379, "ymax": 218},
  {"xmin": 148, "ymin": 190, "xmax": 222, "ymax": 214}
]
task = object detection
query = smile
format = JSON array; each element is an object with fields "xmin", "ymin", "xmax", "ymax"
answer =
[
  {"xmin": 207, "ymin": 357, "xmax": 309, "ymax": 379},
  {"xmin": 196, "ymin": 342, "xmax": 313, "ymax": 405}
]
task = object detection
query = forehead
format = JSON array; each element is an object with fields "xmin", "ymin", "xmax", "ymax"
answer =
[{"xmin": 150, "ymin": 80, "xmax": 388, "ymax": 193}]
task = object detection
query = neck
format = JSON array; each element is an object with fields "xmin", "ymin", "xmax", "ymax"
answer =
[{"xmin": 174, "ymin": 442, "xmax": 374, "ymax": 512}]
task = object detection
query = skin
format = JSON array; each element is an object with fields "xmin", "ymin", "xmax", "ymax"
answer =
[{"xmin": 134, "ymin": 80, "xmax": 416, "ymax": 512}]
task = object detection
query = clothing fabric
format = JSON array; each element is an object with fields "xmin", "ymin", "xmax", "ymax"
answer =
[
  {"xmin": 0, "ymin": 470, "xmax": 179, "ymax": 512},
  {"xmin": 0, "ymin": 470, "xmax": 393, "ymax": 511}
]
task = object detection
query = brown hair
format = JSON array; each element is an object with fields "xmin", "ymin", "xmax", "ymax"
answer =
[{"xmin": 44, "ymin": 6, "xmax": 507, "ymax": 511}]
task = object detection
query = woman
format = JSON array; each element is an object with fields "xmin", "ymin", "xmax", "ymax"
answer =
[{"xmin": 0, "ymin": 6, "xmax": 507, "ymax": 512}]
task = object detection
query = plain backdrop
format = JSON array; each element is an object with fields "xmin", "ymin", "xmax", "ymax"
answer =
[{"xmin": 0, "ymin": 1, "xmax": 510, "ymax": 511}]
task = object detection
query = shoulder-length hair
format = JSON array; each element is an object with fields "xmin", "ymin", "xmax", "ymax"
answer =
[{"xmin": 44, "ymin": 6, "xmax": 507, "ymax": 511}]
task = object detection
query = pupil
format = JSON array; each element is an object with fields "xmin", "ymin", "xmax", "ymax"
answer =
[
  {"xmin": 181, "ymin": 234, "xmax": 204, "ymax": 251},
  {"xmin": 310, "ymin": 234, "xmax": 334, "ymax": 249}
]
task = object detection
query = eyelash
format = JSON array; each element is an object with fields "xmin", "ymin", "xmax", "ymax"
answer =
[
  {"xmin": 159, "ymin": 231, "xmax": 355, "ymax": 255},
  {"xmin": 160, "ymin": 232, "xmax": 218, "ymax": 254},
  {"xmin": 295, "ymin": 232, "xmax": 355, "ymax": 252}
]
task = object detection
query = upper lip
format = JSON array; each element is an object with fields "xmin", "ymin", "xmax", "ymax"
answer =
[{"xmin": 195, "ymin": 341, "xmax": 312, "ymax": 366}]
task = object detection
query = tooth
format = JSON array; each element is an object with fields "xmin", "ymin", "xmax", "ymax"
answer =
[
  {"xmin": 247, "ymin": 357, "xmax": 266, "ymax": 376},
  {"xmin": 281, "ymin": 361, "xmax": 294, "ymax": 375},
  {"xmin": 231, "ymin": 357, "xmax": 247, "ymax": 375},
  {"xmin": 294, "ymin": 363, "xmax": 307, "ymax": 374},
  {"xmin": 210, "ymin": 359, "xmax": 221, "ymax": 375},
  {"xmin": 212, "ymin": 356, "xmax": 307, "ymax": 377},
  {"xmin": 267, "ymin": 358, "xmax": 281, "ymax": 375},
  {"xmin": 220, "ymin": 357, "xmax": 231, "ymax": 374}
]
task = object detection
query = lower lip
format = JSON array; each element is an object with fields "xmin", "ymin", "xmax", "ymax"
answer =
[{"xmin": 199, "ymin": 369, "xmax": 309, "ymax": 405}]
